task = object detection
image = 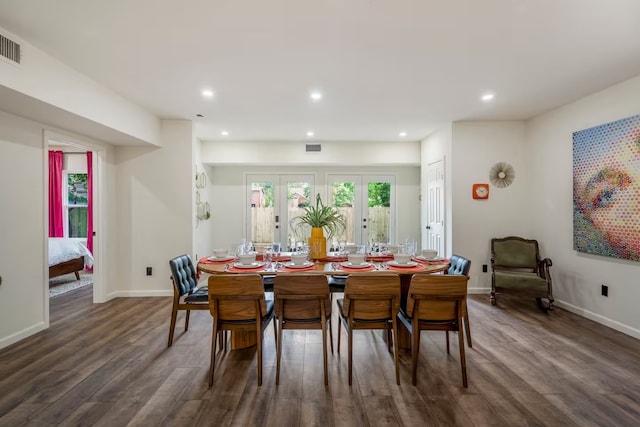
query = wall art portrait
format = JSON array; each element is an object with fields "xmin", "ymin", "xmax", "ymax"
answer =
[{"xmin": 573, "ymin": 114, "xmax": 640, "ymax": 261}]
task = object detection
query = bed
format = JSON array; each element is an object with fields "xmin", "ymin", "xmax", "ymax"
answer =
[{"xmin": 49, "ymin": 238, "xmax": 94, "ymax": 280}]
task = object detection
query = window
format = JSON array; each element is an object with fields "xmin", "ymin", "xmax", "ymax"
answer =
[{"xmin": 64, "ymin": 172, "xmax": 88, "ymax": 238}]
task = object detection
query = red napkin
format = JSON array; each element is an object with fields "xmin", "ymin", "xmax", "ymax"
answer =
[
  {"xmin": 366, "ymin": 254, "xmax": 394, "ymax": 262},
  {"xmin": 387, "ymin": 264, "xmax": 426, "ymax": 271},
  {"xmin": 323, "ymin": 255, "xmax": 348, "ymax": 262}
]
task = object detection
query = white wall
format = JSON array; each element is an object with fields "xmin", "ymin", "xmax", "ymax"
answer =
[
  {"xmin": 526, "ymin": 75, "xmax": 640, "ymax": 337},
  {"xmin": 113, "ymin": 120, "xmax": 194, "ymax": 297},
  {"xmin": 0, "ymin": 26, "xmax": 160, "ymax": 146},
  {"xmin": 208, "ymin": 165, "xmax": 420, "ymax": 253},
  {"xmin": 193, "ymin": 138, "xmax": 215, "ymax": 261},
  {"xmin": 0, "ymin": 111, "xmax": 47, "ymax": 347},
  {"xmin": 451, "ymin": 121, "xmax": 530, "ymax": 292},
  {"xmin": 202, "ymin": 140, "xmax": 421, "ymax": 166}
]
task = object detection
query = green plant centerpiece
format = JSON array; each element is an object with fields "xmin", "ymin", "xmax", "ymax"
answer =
[{"xmin": 291, "ymin": 193, "xmax": 347, "ymax": 259}]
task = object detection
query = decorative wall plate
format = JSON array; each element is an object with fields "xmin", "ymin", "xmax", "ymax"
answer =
[{"xmin": 489, "ymin": 162, "xmax": 515, "ymax": 188}]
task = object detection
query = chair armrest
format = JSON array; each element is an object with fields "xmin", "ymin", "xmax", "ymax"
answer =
[{"xmin": 537, "ymin": 258, "xmax": 552, "ymax": 279}]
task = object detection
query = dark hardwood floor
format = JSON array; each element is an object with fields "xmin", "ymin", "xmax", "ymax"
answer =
[{"xmin": 1, "ymin": 285, "xmax": 639, "ymax": 426}]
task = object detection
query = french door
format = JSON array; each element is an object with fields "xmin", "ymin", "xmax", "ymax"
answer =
[
  {"xmin": 328, "ymin": 175, "xmax": 394, "ymax": 246},
  {"xmin": 246, "ymin": 174, "xmax": 314, "ymax": 249}
]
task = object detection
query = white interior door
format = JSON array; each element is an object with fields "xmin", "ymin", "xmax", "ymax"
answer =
[
  {"xmin": 246, "ymin": 174, "xmax": 314, "ymax": 248},
  {"xmin": 425, "ymin": 160, "xmax": 445, "ymax": 256}
]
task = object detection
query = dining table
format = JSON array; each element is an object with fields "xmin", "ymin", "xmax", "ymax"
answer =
[{"xmin": 197, "ymin": 253, "xmax": 450, "ymax": 349}]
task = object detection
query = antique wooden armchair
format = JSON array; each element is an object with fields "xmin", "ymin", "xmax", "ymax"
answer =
[{"xmin": 491, "ymin": 236, "xmax": 554, "ymax": 312}]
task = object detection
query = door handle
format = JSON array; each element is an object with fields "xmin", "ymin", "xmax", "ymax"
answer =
[{"xmin": 426, "ymin": 226, "xmax": 431, "ymax": 230}]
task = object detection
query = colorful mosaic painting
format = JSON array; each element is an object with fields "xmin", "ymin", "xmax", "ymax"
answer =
[{"xmin": 573, "ymin": 114, "xmax": 640, "ymax": 261}]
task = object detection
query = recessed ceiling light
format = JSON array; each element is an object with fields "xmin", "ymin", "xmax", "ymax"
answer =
[
  {"xmin": 306, "ymin": 131, "xmax": 314, "ymax": 137},
  {"xmin": 481, "ymin": 93, "xmax": 495, "ymax": 102},
  {"xmin": 399, "ymin": 131, "xmax": 407, "ymax": 137},
  {"xmin": 310, "ymin": 91, "xmax": 323, "ymax": 101},
  {"xmin": 220, "ymin": 130, "xmax": 229, "ymax": 136},
  {"xmin": 202, "ymin": 89, "xmax": 214, "ymax": 98}
]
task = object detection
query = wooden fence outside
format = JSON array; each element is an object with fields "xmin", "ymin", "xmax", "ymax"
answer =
[{"xmin": 250, "ymin": 206, "xmax": 390, "ymax": 245}]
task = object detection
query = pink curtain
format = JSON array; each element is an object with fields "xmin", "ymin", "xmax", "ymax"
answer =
[
  {"xmin": 86, "ymin": 151, "xmax": 94, "ymax": 256},
  {"xmin": 48, "ymin": 150, "xmax": 64, "ymax": 237}
]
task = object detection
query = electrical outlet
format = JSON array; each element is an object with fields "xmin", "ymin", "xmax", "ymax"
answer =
[
  {"xmin": 146, "ymin": 267, "xmax": 152, "ymax": 276},
  {"xmin": 482, "ymin": 264, "xmax": 488, "ymax": 273},
  {"xmin": 601, "ymin": 284, "xmax": 608, "ymax": 297}
]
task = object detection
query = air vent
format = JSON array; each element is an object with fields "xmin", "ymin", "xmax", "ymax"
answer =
[
  {"xmin": 306, "ymin": 144, "xmax": 321, "ymax": 152},
  {"xmin": 0, "ymin": 34, "xmax": 21, "ymax": 64}
]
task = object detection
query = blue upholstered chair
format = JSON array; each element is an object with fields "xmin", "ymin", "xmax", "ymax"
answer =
[
  {"xmin": 167, "ymin": 254, "xmax": 209, "ymax": 347},
  {"xmin": 446, "ymin": 254, "xmax": 472, "ymax": 347}
]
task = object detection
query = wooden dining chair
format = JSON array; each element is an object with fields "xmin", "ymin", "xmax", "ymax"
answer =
[
  {"xmin": 397, "ymin": 274, "xmax": 469, "ymax": 387},
  {"xmin": 337, "ymin": 274, "xmax": 401, "ymax": 385},
  {"xmin": 446, "ymin": 254, "xmax": 472, "ymax": 347},
  {"xmin": 207, "ymin": 274, "xmax": 276, "ymax": 386},
  {"xmin": 274, "ymin": 274, "xmax": 333, "ymax": 386},
  {"xmin": 168, "ymin": 254, "xmax": 209, "ymax": 347}
]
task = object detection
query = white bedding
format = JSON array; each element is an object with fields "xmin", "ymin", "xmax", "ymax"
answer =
[{"xmin": 49, "ymin": 238, "xmax": 94, "ymax": 267}]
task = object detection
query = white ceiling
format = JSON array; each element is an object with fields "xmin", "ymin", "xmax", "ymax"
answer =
[{"xmin": 1, "ymin": 0, "xmax": 640, "ymax": 143}]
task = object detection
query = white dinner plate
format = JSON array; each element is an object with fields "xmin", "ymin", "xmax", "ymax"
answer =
[
  {"xmin": 233, "ymin": 261, "xmax": 265, "ymax": 269},
  {"xmin": 340, "ymin": 261, "xmax": 372, "ymax": 269},
  {"xmin": 387, "ymin": 260, "xmax": 418, "ymax": 267},
  {"xmin": 283, "ymin": 261, "xmax": 314, "ymax": 268},
  {"xmin": 207, "ymin": 255, "xmax": 236, "ymax": 262}
]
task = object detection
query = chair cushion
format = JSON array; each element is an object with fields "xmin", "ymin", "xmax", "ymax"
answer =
[
  {"xmin": 328, "ymin": 275, "xmax": 347, "ymax": 292},
  {"xmin": 448, "ymin": 255, "xmax": 471, "ymax": 276},
  {"xmin": 262, "ymin": 275, "xmax": 275, "ymax": 292},
  {"xmin": 169, "ymin": 254, "xmax": 198, "ymax": 296},
  {"xmin": 184, "ymin": 286, "xmax": 208, "ymax": 303}
]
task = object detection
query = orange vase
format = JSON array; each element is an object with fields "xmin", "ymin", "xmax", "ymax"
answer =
[{"xmin": 308, "ymin": 227, "xmax": 327, "ymax": 260}]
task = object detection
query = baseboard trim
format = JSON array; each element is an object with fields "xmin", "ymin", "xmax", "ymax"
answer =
[
  {"xmin": 468, "ymin": 287, "xmax": 490, "ymax": 295},
  {"xmin": 107, "ymin": 290, "xmax": 173, "ymax": 298},
  {"xmin": 0, "ymin": 321, "xmax": 48, "ymax": 350},
  {"xmin": 554, "ymin": 299, "xmax": 640, "ymax": 340}
]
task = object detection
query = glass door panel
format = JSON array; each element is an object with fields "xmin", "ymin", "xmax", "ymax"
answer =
[
  {"xmin": 285, "ymin": 179, "xmax": 312, "ymax": 250},
  {"xmin": 330, "ymin": 177, "xmax": 358, "ymax": 245},
  {"xmin": 367, "ymin": 180, "xmax": 391, "ymax": 244},
  {"xmin": 247, "ymin": 176, "xmax": 276, "ymax": 245},
  {"xmin": 247, "ymin": 174, "xmax": 314, "ymax": 248}
]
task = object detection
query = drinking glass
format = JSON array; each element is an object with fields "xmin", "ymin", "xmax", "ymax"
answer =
[
  {"xmin": 264, "ymin": 246, "xmax": 273, "ymax": 268},
  {"xmin": 272, "ymin": 242, "xmax": 281, "ymax": 257}
]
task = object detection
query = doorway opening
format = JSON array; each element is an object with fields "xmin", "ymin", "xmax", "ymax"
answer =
[{"xmin": 45, "ymin": 133, "xmax": 105, "ymax": 316}]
